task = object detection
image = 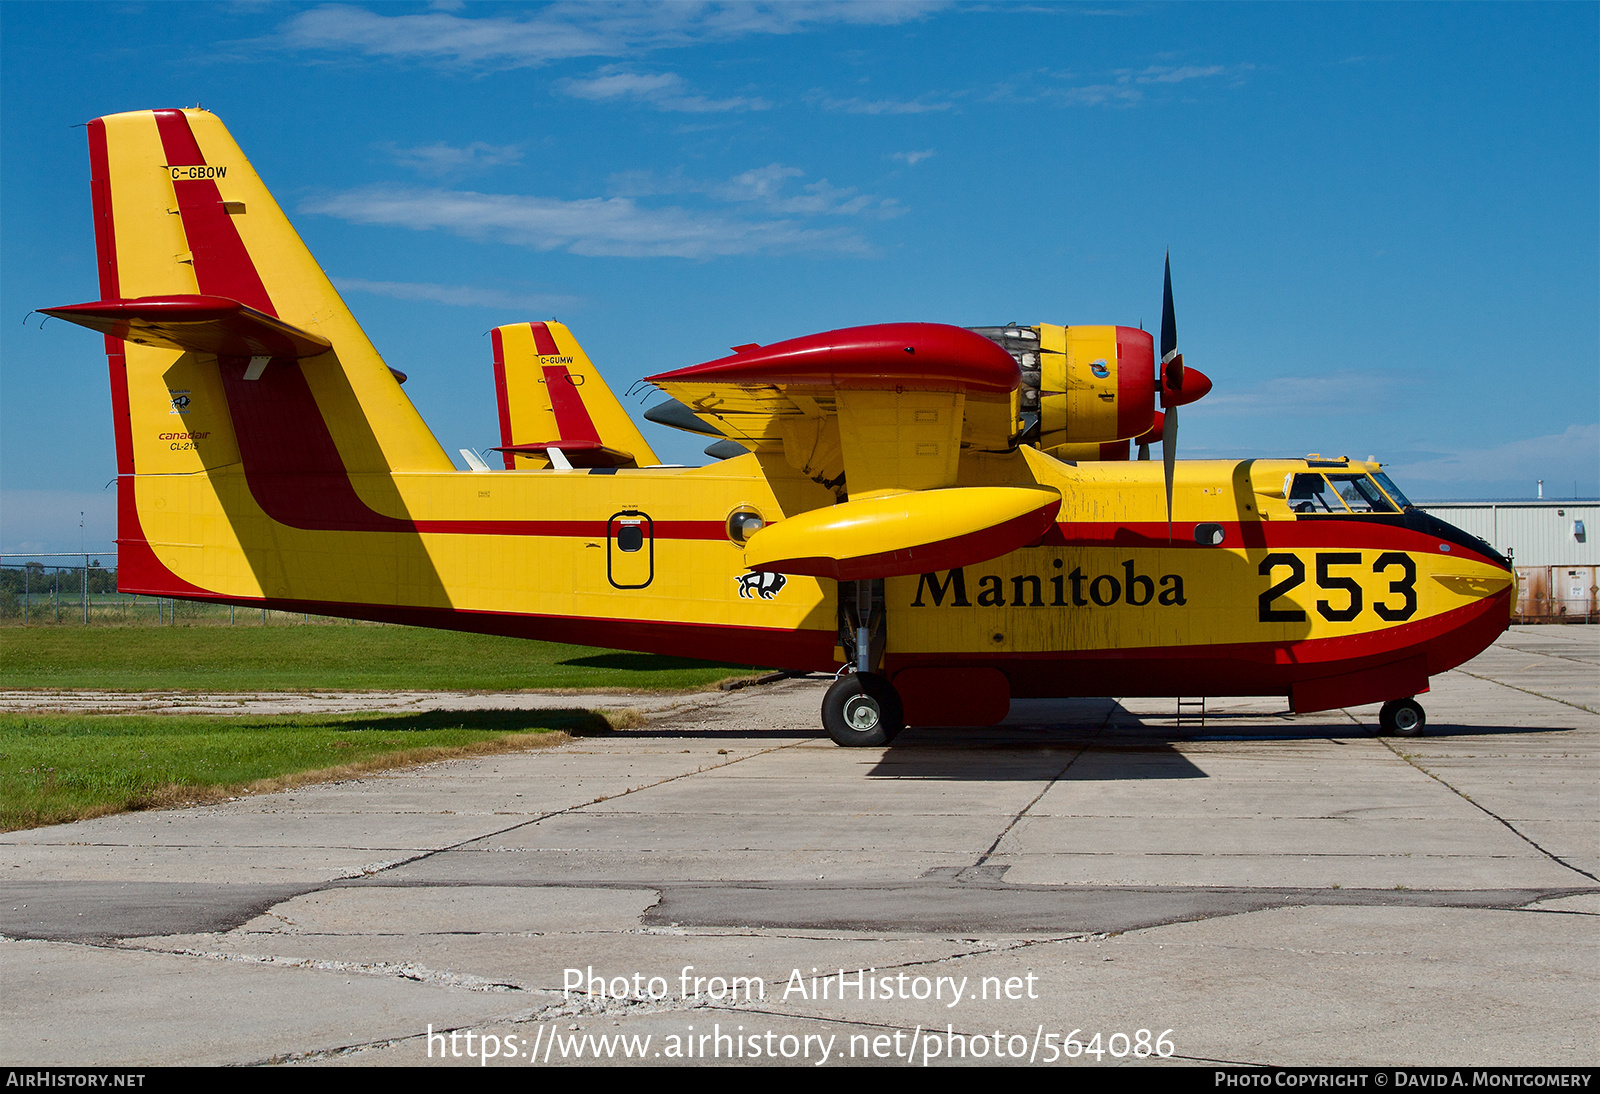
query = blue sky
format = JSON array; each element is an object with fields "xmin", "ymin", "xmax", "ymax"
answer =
[{"xmin": 3, "ymin": 1, "xmax": 1596, "ymax": 554}]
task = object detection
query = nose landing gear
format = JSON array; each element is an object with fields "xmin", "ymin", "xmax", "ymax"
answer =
[{"xmin": 1378, "ymin": 698, "xmax": 1426, "ymax": 736}]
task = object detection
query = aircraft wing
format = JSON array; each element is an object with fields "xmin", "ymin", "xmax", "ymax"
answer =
[
  {"xmin": 648, "ymin": 323, "xmax": 1021, "ymax": 488},
  {"xmin": 648, "ymin": 323, "xmax": 1060, "ymax": 579}
]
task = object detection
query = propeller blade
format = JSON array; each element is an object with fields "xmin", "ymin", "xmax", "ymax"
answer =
[
  {"xmin": 1160, "ymin": 253, "xmax": 1178, "ymax": 365},
  {"xmin": 1162, "ymin": 403, "xmax": 1178, "ymax": 540},
  {"xmin": 1160, "ymin": 257, "xmax": 1184, "ymax": 402},
  {"xmin": 1159, "ymin": 254, "xmax": 1180, "ymax": 539}
]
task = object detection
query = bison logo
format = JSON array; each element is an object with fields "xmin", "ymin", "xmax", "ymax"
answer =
[{"xmin": 737, "ymin": 572, "xmax": 787, "ymax": 600}]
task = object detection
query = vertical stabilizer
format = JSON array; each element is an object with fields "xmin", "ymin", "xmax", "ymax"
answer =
[
  {"xmin": 50, "ymin": 108, "xmax": 456, "ymax": 597},
  {"xmin": 95, "ymin": 108, "xmax": 452, "ymax": 474},
  {"xmin": 492, "ymin": 321, "xmax": 659, "ymax": 469}
]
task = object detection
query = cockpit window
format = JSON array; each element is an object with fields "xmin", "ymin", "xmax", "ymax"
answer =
[
  {"xmin": 1288, "ymin": 473, "xmax": 1343, "ymax": 513},
  {"xmin": 1289, "ymin": 472, "xmax": 1404, "ymax": 515},
  {"xmin": 1370, "ymin": 471, "xmax": 1414, "ymax": 510},
  {"xmin": 1328, "ymin": 474, "xmax": 1399, "ymax": 513}
]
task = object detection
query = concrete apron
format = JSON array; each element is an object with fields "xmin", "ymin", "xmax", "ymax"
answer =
[{"xmin": 3, "ymin": 626, "xmax": 1596, "ymax": 1067}]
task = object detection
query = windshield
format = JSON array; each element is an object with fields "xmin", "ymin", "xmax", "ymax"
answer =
[
  {"xmin": 1288, "ymin": 472, "xmax": 1403, "ymax": 514},
  {"xmin": 1370, "ymin": 471, "xmax": 1414, "ymax": 510},
  {"xmin": 1328, "ymin": 474, "xmax": 1399, "ymax": 513}
]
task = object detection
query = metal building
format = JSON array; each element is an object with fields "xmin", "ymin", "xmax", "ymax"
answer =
[{"xmin": 1417, "ymin": 500, "xmax": 1597, "ymax": 622}]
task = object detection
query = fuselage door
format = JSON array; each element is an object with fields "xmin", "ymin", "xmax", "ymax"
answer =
[{"xmin": 607, "ymin": 510, "xmax": 654, "ymax": 589}]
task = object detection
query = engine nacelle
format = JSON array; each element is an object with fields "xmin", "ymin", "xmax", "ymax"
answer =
[
  {"xmin": 971, "ymin": 324, "xmax": 1156, "ymax": 455},
  {"xmin": 1036, "ymin": 323, "xmax": 1155, "ymax": 450}
]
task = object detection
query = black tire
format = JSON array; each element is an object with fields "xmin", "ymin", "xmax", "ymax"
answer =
[
  {"xmin": 1379, "ymin": 698, "xmax": 1426, "ymax": 737},
  {"xmin": 821, "ymin": 672, "xmax": 904, "ymax": 747}
]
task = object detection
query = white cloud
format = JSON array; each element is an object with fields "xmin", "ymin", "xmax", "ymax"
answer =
[
  {"xmin": 557, "ymin": 66, "xmax": 770, "ymax": 112},
  {"xmin": 1051, "ymin": 83, "xmax": 1143, "ymax": 107},
  {"xmin": 722, "ymin": 164, "xmax": 899, "ymax": 216},
  {"xmin": 334, "ymin": 278, "xmax": 582, "ymax": 311},
  {"xmin": 892, "ymin": 149, "xmax": 935, "ymax": 165},
  {"xmin": 561, "ymin": 69, "xmax": 683, "ymax": 99},
  {"xmin": 609, "ymin": 163, "xmax": 904, "ymax": 218},
  {"xmin": 1127, "ymin": 64, "xmax": 1228, "ymax": 84},
  {"xmin": 303, "ymin": 186, "xmax": 873, "ymax": 258},
  {"xmin": 1038, "ymin": 61, "xmax": 1252, "ymax": 107},
  {"xmin": 279, "ymin": 2, "xmax": 947, "ymax": 68},
  {"xmin": 385, "ymin": 141, "xmax": 523, "ymax": 176},
  {"xmin": 813, "ymin": 95, "xmax": 954, "ymax": 115},
  {"xmin": 1386, "ymin": 424, "xmax": 1600, "ymax": 492},
  {"xmin": 1200, "ymin": 371, "xmax": 1412, "ymax": 418}
]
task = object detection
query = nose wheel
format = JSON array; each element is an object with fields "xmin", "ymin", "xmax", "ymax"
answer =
[
  {"xmin": 822, "ymin": 672, "xmax": 904, "ymax": 747},
  {"xmin": 1379, "ymin": 698, "xmax": 1426, "ymax": 737}
]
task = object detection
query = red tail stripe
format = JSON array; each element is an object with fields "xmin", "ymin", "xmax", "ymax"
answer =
[
  {"xmin": 529, "ymin": 322, "xmax": 560, "ymax": 356},
  {"xmin": 151, "ymin": 108, "xmax": 205, "ymax": 164},
  {"xmin": 88, "ymin": 119, "xmax": 118, "ymax": 301},
  {"xmin": 152, "ymin": 110, "xmax": 275, "ymax": 313},
  {"xmin": 87, "ymin": 120, "xmax": 135, "ymax": 479},
  {"xmin": 145, "ymin": 110, "xmax": 413, "ymax": 531},
  {"xmin": 491, "ymin": 327, "xmax": 516, "ymax": 469},
  {"xmin": 542, "ymin": 365, "xmax": 603, "ymax": 445}
]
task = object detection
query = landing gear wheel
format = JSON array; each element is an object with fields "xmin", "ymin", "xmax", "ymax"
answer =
[
  {"xmin": 1379, "ymin": 698, "xmax": 1426, "ymax": 737},
  {"xmin": 821, "ymin": 672, "xmax": 904, "ymax": 747}
]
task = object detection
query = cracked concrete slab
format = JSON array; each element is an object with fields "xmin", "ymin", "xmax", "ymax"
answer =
[{"xmin": 2, "ymin": 628, "xmax": 1596, "ymax": 1067}]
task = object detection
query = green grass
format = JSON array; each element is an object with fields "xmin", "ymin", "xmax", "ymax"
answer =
[
  {"xmin": 0, "ymin": 708, "xmax": 611, "ymax": 830},
  {"xmin": 0, "ymin": 624, "xmax": 766, "ymax": 692},
  {"xmin": 0, "ymin": 621, "xmax": 768, "ymax": 829}
]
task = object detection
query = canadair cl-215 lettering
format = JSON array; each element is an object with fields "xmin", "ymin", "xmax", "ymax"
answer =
[{"xmin": 43, "ymin": 110, "xmax": 1515, "ymax": 745}]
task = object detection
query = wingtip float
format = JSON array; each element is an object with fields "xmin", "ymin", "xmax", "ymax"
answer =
[{"xmin": 45, "ymin": 108, "xmax": 1512, "ymax": 746}]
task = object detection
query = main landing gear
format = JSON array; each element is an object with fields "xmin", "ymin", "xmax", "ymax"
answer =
[
  {"xmin": 823, "ymin": 578, "xmax": 904, "ymax": 747},
  {"xmin": 1378, "ymin": 698, "xmax": 1426, "ymax": 737},
  {"xmin": 822, "ymin": 672, "xmax": 903, "ymax": 747}
]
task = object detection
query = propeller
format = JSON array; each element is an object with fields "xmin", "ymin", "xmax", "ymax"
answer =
[
  {"xmin": 1153, "ymin": 255, "xmax": 1214, "ymax": 536},
  {"xmin": 1159, "ymin": 253, "xmax": 1181, "ymax": 539}
]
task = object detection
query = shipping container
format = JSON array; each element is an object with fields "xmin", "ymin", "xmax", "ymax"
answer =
[{"xmin": 1513, "ymin": 565, "xmax": 1598, "ymax": 622}]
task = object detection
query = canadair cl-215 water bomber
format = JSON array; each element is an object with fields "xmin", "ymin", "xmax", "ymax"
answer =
[{"xmin": 42, "ymin": 109, "xmax": 1515, "ymax": 745}]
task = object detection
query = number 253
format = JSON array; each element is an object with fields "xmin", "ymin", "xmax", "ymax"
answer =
[{"xmin": 1258, "ymin": 552, "xmax": 1416, "ymax": 623}]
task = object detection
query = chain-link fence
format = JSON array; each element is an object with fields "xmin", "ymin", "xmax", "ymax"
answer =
[{"xmin": 0, "ymin": 553, "xmax": 349, "ymax": 626}]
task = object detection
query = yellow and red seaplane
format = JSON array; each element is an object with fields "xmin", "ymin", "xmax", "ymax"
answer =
[{"xmin": 43, "ymin": 109, "xmax": 1513, "ymax": 744}]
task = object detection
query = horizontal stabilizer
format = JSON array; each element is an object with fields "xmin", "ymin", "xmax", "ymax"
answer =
[
  {"xmin": 42, "ymin": 295, "xmax": 332, "ymax": 359},
  {"xmin": 743, "ymin": 486, "xmax": 1061, "ymax": 581},
  {"xmin": 491, "ymin": 439, "xmax": 636, "ymax": 469}
]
